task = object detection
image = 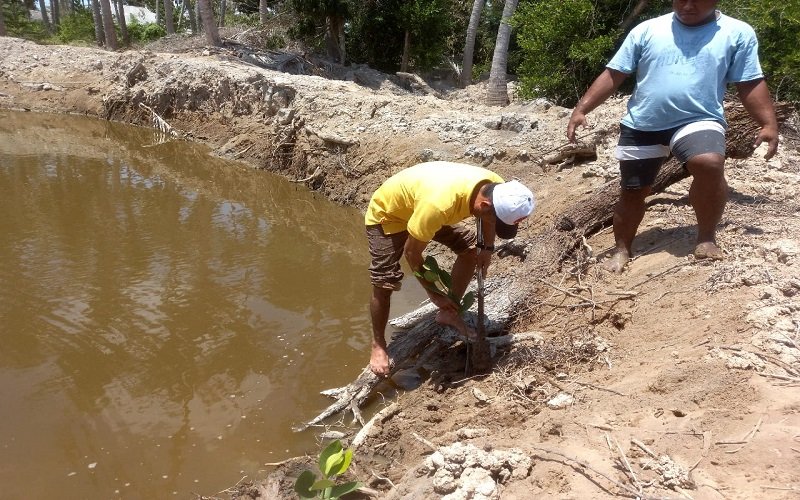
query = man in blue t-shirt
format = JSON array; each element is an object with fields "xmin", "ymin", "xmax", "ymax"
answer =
[{"xmin": 567, "ymin": 0, "xmax": 779, "ymax": 273}]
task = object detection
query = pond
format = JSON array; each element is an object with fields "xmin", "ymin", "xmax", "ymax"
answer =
[{"xmin": 0, "ymin": 111, "xmax": 426, "ymax": 498}]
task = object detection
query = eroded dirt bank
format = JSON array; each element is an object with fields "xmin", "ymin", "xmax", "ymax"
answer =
[{"xmin": 2, "ymin": 36, "xmax": 800, "ymax": 500}]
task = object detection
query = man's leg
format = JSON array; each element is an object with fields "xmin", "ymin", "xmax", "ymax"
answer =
[
  {"xmin": 610, "ymin": 124, "xmax": 672, "ymax": 273},
  {"xmin": 366, "ymin": 225, "xmax": 406, "ymax": 376},
  {"xmin": 606, "ymin": 186, "xmax": 651, "ymax": 272},
  {"xmin": 434, "ymin": 248, "xmax": 478, "ymax": 340},
  {"xmin": 670, "ymin": 122, "xmax": 728, "ymax": 260},
  {"xmin": 450, "ymin": 248, "xmax": 478, "ymax": 298},
  {"xmin": 685, "ymin": 153, "xmax": 727, "ymax": 259},
  {"xmin": 369, "ymin": 286, "xmax": 393, "ymax": 376},
  {"xmin": 431, "ymin": 225, "xmax": 478, "ymax": 340}
]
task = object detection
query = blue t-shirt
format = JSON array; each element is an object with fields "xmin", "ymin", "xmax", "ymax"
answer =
[{"xmin": 607, "ymin": 12, "xmax": 763, "ymax": 131}]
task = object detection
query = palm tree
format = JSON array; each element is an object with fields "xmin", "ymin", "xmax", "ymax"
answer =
[
  {"xmin": 185, "ymin": 0, "xmax": 197, "ymax": 33},
  {"xmin": 197, "ymin": 0, "xmax": 221, "ymax": 46},
  {"xmin": 91, "ymin": 0, "xmax": 105, "ymax": 46},
  {"xmin": 461, "ymin": 0, "xmax": 485, "ymax": 87},
  {"xmin": 259, "ymin": 0, "xmax": 268, "ymax": 24},
  {"xmin": 219, "ymin": 0, "xmax": 227, "ymax": 27},
  {"xmin": 0, "ymin": 5, "xmax": 7, "ymax": 36},
  {"xmin": 98, "ymin": 0, "xmax": 118, "ymax": 50},
  {"xmin": 486, "ymin": 0, "xmax": 518, "ymax": 106},
  {"xmin": 115, "ymin": 0, "xmax": 129, "ymax": 45},
  {"xmin": 37, "ymin": 0, "xmax": 52, "ymax": 34},
  {"xmin": 293, "ymin": 0, "xmax": 347, "ymax": 64},
  {"xmin": 165, "ymin": 0, "xmax": 176, "ymax": 34},
  {"xmin": 52, "ymin": 0, "xmax": 60, "ymax": 27}
]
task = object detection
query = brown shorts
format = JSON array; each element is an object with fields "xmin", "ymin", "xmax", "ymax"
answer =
[{"xmin": 366, "ymin": 223, "xmax": 476, "ymax": 290}]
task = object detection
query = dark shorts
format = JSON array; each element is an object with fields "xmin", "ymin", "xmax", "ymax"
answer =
[
  {"xmin": 366, "ymin": 223, "xmax": 476, "ymax": 290},
  {"xmin": 615, "ymin": 121, "xmax": 727, "ymax": 189}
]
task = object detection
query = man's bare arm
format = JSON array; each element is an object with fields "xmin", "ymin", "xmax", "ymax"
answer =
[
  {"xmin": 567, "ymin": 68, "xmax": 630, "ymax": 142},
  {"xmin": 736, "ymin": 78, "xmax": 779, "ymax": 160}
]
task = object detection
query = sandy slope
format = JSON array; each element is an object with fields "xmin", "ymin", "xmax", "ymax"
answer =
[{"xmin": 1, "ymin": 36, "xmax": 799, "ymax": 499}]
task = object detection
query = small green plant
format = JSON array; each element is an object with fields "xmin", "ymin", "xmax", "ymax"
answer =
[
  {"xmin": 415, "ymin": 255, "xmax": 475, "ymax": 314},
  {"xmin": 293, "ymin": 440, "xmax": 361, "ymax": 499}
]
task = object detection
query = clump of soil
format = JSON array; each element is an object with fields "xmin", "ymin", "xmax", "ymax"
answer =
[{"xmin": 2, "ymin": 33, "xmax": 799, "ymax": 500}]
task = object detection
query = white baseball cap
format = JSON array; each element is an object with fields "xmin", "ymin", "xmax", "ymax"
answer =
[{"xmin": 492, "ymin": 180, "xmax": 535, "ymax": 239}]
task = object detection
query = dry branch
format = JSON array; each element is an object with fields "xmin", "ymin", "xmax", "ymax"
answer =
[
  {"xmin": 532, "ymin": 446, "xmax": 651, "ymax": 499},
  {"xmin": 395, "ymin": 72, "xmax": 444, "ymax": 99},
  {"xmin": 352, "ymin": 403, "xmax": 400, "ymax": 451}
]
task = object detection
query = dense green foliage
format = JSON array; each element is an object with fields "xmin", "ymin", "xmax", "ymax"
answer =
[
  {"xmin": 514, "ymin": 0, "xmax": 664, "ymax": 106},
  {"xmin": 126, "ymin": 17, "xmax": 167, "ymax": 43},
  {"xmin": 2, "ymin": 0, "xmax": 49, "ymax": 41},
  {"xmin": 4, "ymin": 0, "xmax": 798, "ymax": 104},
  {"xmin": 514, "ymin": 0, "xmax": 800, "ymax": 106},
  {"xmin": 55, "ymin": 10, "xmax": 96, "ymax": 44},
  {"xmin": 718, "ymin": 0, "xmax": 800, "ymax": 103}
]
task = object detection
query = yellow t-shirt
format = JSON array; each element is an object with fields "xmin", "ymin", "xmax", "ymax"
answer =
[{"xmin": 364, "ymin": 161, "xmax": 503, "ymax": 242}]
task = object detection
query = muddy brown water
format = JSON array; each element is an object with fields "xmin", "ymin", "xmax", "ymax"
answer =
[{"xmin": 0, "ymin": 111, "xmax": 426, "ymax": 498}]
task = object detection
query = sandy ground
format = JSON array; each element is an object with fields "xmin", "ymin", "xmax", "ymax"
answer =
[{"xmin": 2, "ymin": 34, "xmax": 799, "ymax": 500}]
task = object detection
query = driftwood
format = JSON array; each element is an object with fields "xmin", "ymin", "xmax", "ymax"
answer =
[
  {"xmin": 395, "ymin": 72, "xmax": 445, "ymax": 99},
  {"xmin": 304, "ymin": 125, "xmax": 358, "ymax": 147},
  {"xmin": 298, "ymin": 101, "xmax": 793, "ymax": 430}
]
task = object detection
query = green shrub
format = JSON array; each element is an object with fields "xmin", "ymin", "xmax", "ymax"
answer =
[
  {"xmin": 56, "ymin": 10, "xmax": 96, "ymax": 44},
  {"xmin": 719, "ymin": 0, "xmax": 800, "ymax": 103},
  {"xmin": 126, "ymin": 17, "xmax": 166, "ymax": 43}
]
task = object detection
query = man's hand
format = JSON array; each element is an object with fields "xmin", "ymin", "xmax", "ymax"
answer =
[
  {"xmin": 565, "ymin": 69, "xmax": 628, "ymax": 143},
  {"xmin": 736, "ymin": 79, "xmax": 779, "ymax": 161},
  {"xmin": 566, "ymin": 110, "xmax": 589, "ymax": 143},
  {"xmin": 754, "ymin": 125, "xmax": 779, "ymax": 160},
  {"xmin": 428, "ymin": 292, "xmax": 459, "ymax": 313}
]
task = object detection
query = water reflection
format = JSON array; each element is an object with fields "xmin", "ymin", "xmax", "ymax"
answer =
[{"xmin": 0, "ymin": 111, "xmax": 425, "ymax": 498}]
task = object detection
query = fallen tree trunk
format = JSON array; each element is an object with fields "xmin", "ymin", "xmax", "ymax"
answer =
[{"xmin": 298, "ymin": 101, "xmax": 794, "ymax": 431}]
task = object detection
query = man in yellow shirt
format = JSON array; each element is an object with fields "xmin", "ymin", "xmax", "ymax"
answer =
[{"xmin": 365, "ymin": 161, "xmax": 535, "ymax": 376}]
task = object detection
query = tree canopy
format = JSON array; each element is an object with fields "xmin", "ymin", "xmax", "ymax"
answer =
[{"xmin": 4, "ymin": 0, "xmax": 798, "ymax": 104}]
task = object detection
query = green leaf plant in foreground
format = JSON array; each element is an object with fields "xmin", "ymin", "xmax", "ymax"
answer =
[
  {"xmin": 293, "ymin": 440, "xmax": 361, "ymax": 499},
  {"xmin": 414, "ymin": 255, "xmax": 476, "ymax": 315}
]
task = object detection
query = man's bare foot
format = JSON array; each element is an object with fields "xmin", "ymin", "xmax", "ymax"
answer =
[
  {"xmin": 694, "ymin": 241, "xmax": 724, "ymax": 260},
  {"xmin": 435, "ymin": 309, "xmax": 478, "ymax": 342},
  {"xmin": 369, "ymin": 344, "xmax": 391, "ymax": 377},
  {"xmin": 603, "ymin": 250, "xmax": 630, "ymax": 273}
]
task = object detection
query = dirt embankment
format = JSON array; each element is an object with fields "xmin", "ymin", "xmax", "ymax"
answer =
[{"xmin": 2, "ymin": 36, "xmax": 800, "ymax": 500}]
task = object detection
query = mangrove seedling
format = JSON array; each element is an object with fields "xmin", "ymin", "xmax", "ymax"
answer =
[
  {"xmin": 415, "ymin": 255, "xmax": 475, "ymax": 314},
  {"xmin": 293, "ymin": 440, "xmax": 361, "ymax": 499}
]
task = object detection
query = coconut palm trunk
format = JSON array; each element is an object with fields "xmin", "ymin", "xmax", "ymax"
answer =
[
  {"xmin": 98, "ymin": 0, "xmax": 118, "ymax": 50},
  {"xmin": 219, "ymin": 0, "xmax": 226, "ymax": 26},
  {"xmin": 91, "ymin": 0, "xmax": 105, "ymax": 45},
  {"xmin": 259, "ymin": 0, "xmax": 268, "ymax": 24},
  {"xmin": 164, "ymin": 0, "xmax": 175, "ymax": 34},
  {"xmin": 37, "ymin": 0, "xmax": 52, "ymax": 34},
  {"xmin": 183, "ymin": 0, "xmax": 197, "ymax": 33},
  {"xmin": 194, "ymin": 0, "xmax": 202, "ymax": 33},
  {"xmin": 115, "ymin": 0, "xmax": 129, "ymax": 45},
  {"xmin": 461, "ymin": 0, "xmax": 485, "ymax": 87},
  {"xmin": 486, "ymin": 0, "xmax": 518, "ymax": 106},
  {"xmin": 400, "ymin": 30, "xmax": 410, "ymax": 72},
  {"xmin": 197, "ymin": 0, "xmax": 221, "ymax": 46},
  {"xmin": 324, "ymin": 14, "xmax": 346, "ymax": 64},
  {"xmin": 52, "ymin": 0, "xmax": 60, "ymax": 27}
]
